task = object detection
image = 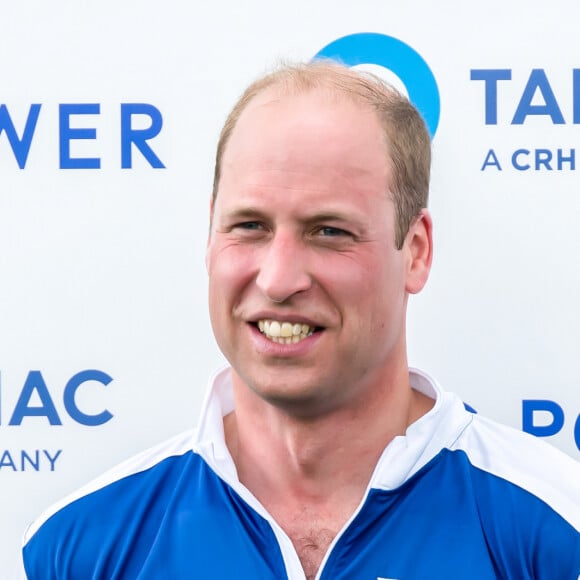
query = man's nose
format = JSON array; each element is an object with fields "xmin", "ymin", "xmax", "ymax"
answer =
[{"xmin": 255, "ymin": 232, "xmax": 312, "ymax": 303}]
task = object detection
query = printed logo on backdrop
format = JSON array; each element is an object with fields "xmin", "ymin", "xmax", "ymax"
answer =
[
  {"xmin": 313, "ymin": 34, "xmax": 579, "ymax": 174},
  {"xmin": 470, "ymin": 69, "xmax": 579, "ymax": 171},
  {"xmin": 523, "ymin": 399, "xmax": 580, "ymax": 453},
  {"xmin": 313, "ymin": 32, "xmax": 441, "ymax": 138},
  {"xmin": 0, "ymin": 103, "xmax": 164, "ymax": 169},
  {"xmin": 0, "ymin": 370, "xmax": 113, "ymax": 472}
]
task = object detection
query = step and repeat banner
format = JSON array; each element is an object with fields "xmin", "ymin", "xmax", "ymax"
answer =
[{"xmin": 2, "ymin": 0, "xmax": 579, "ymax": 573}]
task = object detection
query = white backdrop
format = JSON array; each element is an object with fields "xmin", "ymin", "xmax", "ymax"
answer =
[{"xmin": 2, "ymin": 0, "xmax": 579, "ymax": 573}]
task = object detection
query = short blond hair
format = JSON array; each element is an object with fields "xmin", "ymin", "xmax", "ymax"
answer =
[{"xmin": 212, "ymin": 61, "xmax": 431, "ymax": 249}]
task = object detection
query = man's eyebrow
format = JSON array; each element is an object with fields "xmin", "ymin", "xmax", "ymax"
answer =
[
  {"xmin": 220, "ymin": 207, "xmax": 270, "ymax": 221},
  {"xmin": 303, "ymin": 212, "xmax": 355, "ymax": 223},
  {"xmin": 301, "ymin": 211, "xmax": 367, "ymax": 229}
]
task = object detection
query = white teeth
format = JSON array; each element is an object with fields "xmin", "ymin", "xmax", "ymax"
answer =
[
  {"xmin": 257, "ymin": 319, "xmax": 314, "ymax": 343},
  {"xmin": 269, "ymin": 320, "xmax": 281, "ymax": 337}
]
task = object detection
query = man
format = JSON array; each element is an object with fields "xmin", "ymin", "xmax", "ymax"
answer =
[{"xmin": 21, "ymin": 62, "xmax": 580, "ymax": 579}]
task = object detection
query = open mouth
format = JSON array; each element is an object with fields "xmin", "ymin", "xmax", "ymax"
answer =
[{"xmin": 254, "ymin": 319, "xmax": 318, "ymax": 344}]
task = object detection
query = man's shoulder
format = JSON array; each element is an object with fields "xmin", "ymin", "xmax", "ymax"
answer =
[
  {"xmin": 21, "ymin": 429, "xmax": 214, "ymax": 578},
  {"xmin": 25, "ymin": 430, "xmax": 197, "ymax": 541},
  {"xmin": 452, "ymin": 411, "xmax": 580, "ymax": 531}
]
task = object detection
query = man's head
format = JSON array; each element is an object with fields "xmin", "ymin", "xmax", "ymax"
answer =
[
  {"xmin": 212, "ymin": 61, "xmax": 431, "ymax": 249},
  {"xmin": 207, "ymin": 61, "xmax": 433, "ymax": 418}
]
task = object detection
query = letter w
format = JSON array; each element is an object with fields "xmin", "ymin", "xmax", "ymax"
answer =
[{"xmin": 0, "ymin": 104, "xmax": 41, "ymax": 168}]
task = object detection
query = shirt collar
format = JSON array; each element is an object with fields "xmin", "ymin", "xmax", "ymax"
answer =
[{"xmin": 193, "ymin": 366, "xmax": 473, "ymax": 492}]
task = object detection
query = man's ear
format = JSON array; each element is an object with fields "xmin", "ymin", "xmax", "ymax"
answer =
[{"xmin": 404, "ymin": 209, "xmax": 433, "ymax": 295}]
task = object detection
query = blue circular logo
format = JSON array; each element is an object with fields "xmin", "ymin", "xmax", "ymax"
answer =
[{"xmin": 313, "ymin": 33, "xmax": 440, "ymax": 138}]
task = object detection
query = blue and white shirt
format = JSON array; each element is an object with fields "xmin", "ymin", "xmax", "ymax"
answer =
[{"xmin": 22, "ymin": 368, "xmax": 580, "ymax": 579}]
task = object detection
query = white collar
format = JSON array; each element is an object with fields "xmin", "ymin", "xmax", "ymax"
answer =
[{"xmin": 193, "ymin": 366, "xmax": 473, "ymax": 493}]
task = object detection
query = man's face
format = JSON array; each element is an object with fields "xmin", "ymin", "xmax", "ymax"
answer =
[{"xmin": 207, "ymin": 90, "xmax": 418, "ymax": 417}]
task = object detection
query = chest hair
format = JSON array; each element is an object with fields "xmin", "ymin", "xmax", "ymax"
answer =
[{"xmin": 292, "ymin": 526, "xmax": 336, "ymax": 580}]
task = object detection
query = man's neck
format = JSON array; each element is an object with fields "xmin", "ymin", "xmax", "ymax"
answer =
[{"xmin": 223, "ymin": 368, "xmax": 434, "ymax": 579}]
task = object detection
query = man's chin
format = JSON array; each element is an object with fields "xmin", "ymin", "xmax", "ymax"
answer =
[{"xmin": 245, "ymin": 379, "xmax": 341, "ymax": 420}]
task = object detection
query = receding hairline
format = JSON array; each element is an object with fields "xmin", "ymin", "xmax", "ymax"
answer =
[
  {"xmin": 213, "ymin": 61, "xmax": 405, "ymax": 193},
  {"xmin": 240, "ymin": 60, "xmax": 406, "ymax": 102},
  {"xmin": 228, "ymin": 61, "xmax": 410, "ymax": 131}
]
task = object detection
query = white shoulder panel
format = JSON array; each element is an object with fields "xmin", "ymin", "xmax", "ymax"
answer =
[{"xmin": 453, "ymin": 414, "xmax": 580, "ymax": 531}]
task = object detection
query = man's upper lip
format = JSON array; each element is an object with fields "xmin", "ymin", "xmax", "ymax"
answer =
[{"xmin": 248, "ymin": 311, "xmax": 322, "ymax": 327}]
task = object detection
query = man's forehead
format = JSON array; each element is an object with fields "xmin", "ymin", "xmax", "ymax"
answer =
[
  {"xmin": 224, "ymin": 88, "xmax": 387, "ymax": 163},
  {"xmin": 216, "ymin": 89, "xmax": 391, "ymax": 208}
]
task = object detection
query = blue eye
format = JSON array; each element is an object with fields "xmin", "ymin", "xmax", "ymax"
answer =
[
  {"xmin": 237, "ymin": 222, "xmax": 262, "ymax": 230},
  {"xmin": 319, "ymin": 226, "xmax": 347, "ymax": 237}
]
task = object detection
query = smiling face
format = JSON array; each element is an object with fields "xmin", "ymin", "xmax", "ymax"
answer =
[{"xmin": 207, "ymin": 89, "xmax": 425, "ymax": 418}]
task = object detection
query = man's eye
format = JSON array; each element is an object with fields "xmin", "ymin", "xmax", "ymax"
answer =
[
  {"xmin": 317, "ymin": 226, "xmax": 349, "ymax": 237},
  {"xmin": 235, "ymin": 222, "xmax": 262, "ymax": 231}
]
